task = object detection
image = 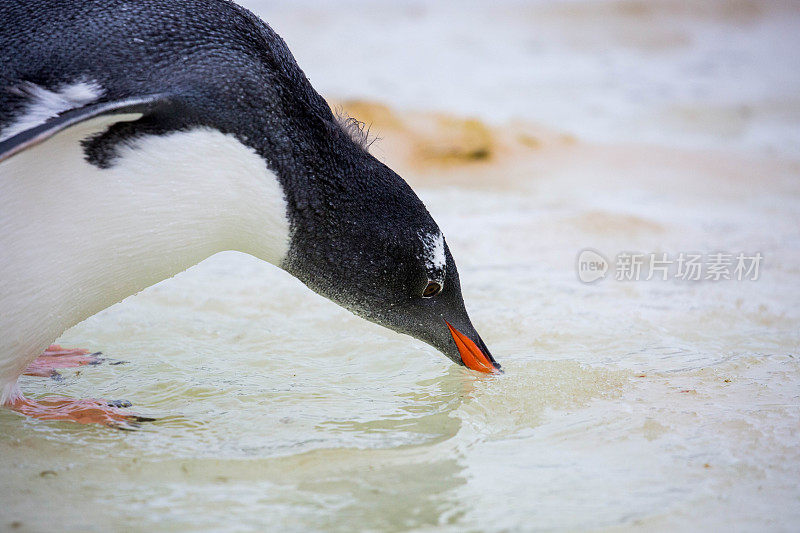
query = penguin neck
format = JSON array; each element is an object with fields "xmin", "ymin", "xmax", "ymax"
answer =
[{"xmin": 1, "ymin": 124, "xmax": 290, "ymax": 351}]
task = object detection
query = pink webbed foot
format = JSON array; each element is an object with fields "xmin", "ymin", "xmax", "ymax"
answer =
[
  {"xmin": 9, "ymin": 396, "xmax": 155, "ymax": 430},
  {"xmin": 10, "ymin": 345, "xmax": 150, "ymax": 429},
  {"xmin": 24, "ymin": 344, "xmax": 106, "ymax": 377}
]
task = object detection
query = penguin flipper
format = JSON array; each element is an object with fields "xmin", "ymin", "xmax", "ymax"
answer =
[{"xmin": 0, "ymin": 95, "xmax": 170, "ymax": 164}]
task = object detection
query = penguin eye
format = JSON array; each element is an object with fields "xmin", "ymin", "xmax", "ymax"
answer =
[{"xmin": 422, "ymin": 280, "xmax": 442, "ymax": 298}]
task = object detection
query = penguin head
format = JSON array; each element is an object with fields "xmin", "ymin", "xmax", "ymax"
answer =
[{"xmin": 282, "ymin": 146, "xmax": 501, "ymax": 374}]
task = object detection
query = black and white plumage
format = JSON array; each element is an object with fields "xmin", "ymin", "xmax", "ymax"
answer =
[{"xmin": 0, "ymin": 0, "xmax": 499, "ymax": 407}]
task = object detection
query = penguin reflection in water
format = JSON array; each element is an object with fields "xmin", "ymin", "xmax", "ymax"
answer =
[{"xmin": 0, "ymin": 0, "xmax": 501, "ymax": 428}]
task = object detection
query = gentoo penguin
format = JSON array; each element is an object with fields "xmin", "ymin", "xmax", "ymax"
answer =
[{"xmin": 0, "ymin": 0, "xmax": 500, "ymax": 426}]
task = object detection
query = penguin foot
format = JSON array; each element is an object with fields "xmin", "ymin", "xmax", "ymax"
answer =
[
  {"xmin": 8, "ymin": 395, "xmax": 155, "ymax": 430},
  {"xmin": 23, "ymin": 345, "xmax": 105, "ymax": 377}
]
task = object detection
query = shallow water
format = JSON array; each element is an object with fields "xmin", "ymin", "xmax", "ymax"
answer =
[
  {"xmin": 2, "ymin": 1, "xmax": 800, "ymax": 531},
  {"xmin": 2, "ymin": 170, "xmax": 798, "ymax": 530}
]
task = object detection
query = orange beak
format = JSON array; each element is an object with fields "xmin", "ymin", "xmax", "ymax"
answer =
[{"xmin": 445, "ymin": 321, "xmax": 500, "ymax": 374}]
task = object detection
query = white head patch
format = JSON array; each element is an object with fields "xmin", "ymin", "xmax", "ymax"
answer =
[
  {"xmin": 420, "ymin": 230, "xmax": 446, "ymax": 281},
  {"xmin": 0, "ymin": 80, "xmax": 104, "ymax": 142}
]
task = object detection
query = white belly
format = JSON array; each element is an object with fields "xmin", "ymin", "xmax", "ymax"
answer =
[{"xmin": 0, "ymin": 119, "xmax": 290, "ymax": 402}]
